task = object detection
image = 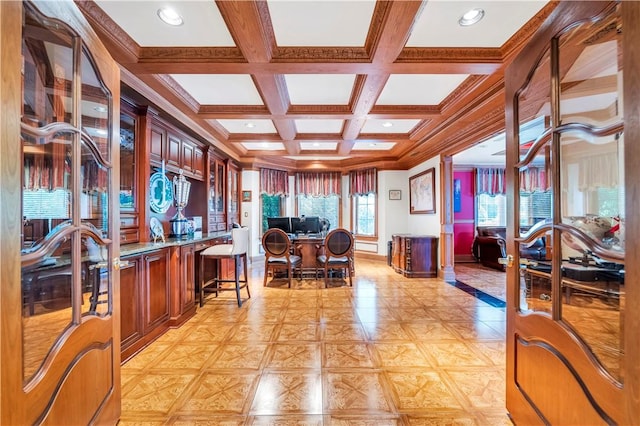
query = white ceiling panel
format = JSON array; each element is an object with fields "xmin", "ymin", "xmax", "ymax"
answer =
[
  {"xmin": 267, "ymin": 0, "xmax": 376, "ymax": 46},
  {"xmin": 242, "ymin": 142, "xmax": 285, "ymax": 151},
  {"xmin": 300, "ymin": 142, "xmax": 338, "ymax": 150},
  {"xmin": 171, "ymin": 75, "xmax": 264, "ymax": 105},
  {"xmin": 352, "ymin": 142, "xmax": 395, "ymax": 151},
  {"xmin": 285, "ymin": 74, "xmax": 356, "ymax": 105},
  {"xmin": 95, "ymin": 1, "xmax": 234, "ymax": 47},
  {"xmin": 361, "ymin": 119, "xmax": 421, "ymax": 134},
  {"xmin": 216, "ymin": 119, "xmax": 277, "ymax": 134},
  {"xmin": 407, "ymin": 1, "xmax": 548, "ymax": 48},
  {"xmin": 376, "ymin": 74, "xmax": 469, "ymax": 105},
  {"xmin": 285, "ymin": 156, "xmax": 350, "ymax": 161},
  {"xmin": 295, "ymin": 119, "xmax": 344, "ymax": 133}
]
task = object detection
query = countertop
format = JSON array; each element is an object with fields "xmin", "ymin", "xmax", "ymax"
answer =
[{"xmin": 120, "ymin": 231, "xmax": 232, "ymax": 257}]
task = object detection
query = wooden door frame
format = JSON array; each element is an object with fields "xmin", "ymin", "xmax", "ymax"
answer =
[{"xmin": 505, "ymin": 1, "xmax": 639, "ymax": 423}]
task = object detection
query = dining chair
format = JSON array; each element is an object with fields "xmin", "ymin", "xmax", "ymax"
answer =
[
  {"xmin": 200, "ymin": 227, "xmax": 250, "ymax": 307},
  {"xmin": 316, "ymin": 228, "xmax": 354, "ymax": 288},
  {"xmin": 262, "ymin": 228, "xmax": 301, "ymax": 288}
]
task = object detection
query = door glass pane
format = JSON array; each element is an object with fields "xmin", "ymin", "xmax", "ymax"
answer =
[
  {"xmin": 81, "ymin": 230, "xmax": 110, "ymax": 316},
  {"xmin": 516, "ymin": 46, "xmax": 553, "ymax": 315},
  {"xmin": 557, "ymin": 5, "xmax": 624, "ymax": 382},
  {"xmin": 81, "ymin": 48, "xmax": 110, "ymax": 159},
  {"xmin": 21, "ymin": 7, "xmax": 76, "ymax": 381},
  {"xmin": 22, "ymin": 233, "xmax": 74, "ymax": 381}
]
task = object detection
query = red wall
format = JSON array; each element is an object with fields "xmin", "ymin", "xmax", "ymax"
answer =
[{"xmin": 454, "ymin": 170, "xmax": 475, "ymax": 258}]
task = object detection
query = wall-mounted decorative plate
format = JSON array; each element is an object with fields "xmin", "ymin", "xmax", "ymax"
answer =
[
  {"xmin": 149, "ymin": 217, "xmax": 165, "ymax": 243},
  {"xmin": 149, "ymin": 172, "xmax": 173, "ymax": 213}
]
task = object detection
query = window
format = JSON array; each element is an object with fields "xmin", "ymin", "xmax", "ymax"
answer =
[
  {"xmin": 297, "ymin": 195, "xmax": 339, "ymax": 231},
  {"xmin": 476, "ymin": 193, "xmax": 506, "ymax": 226},
  {"xmin": 261, "ymin": 194, "xmax": 283, "ymax": 233},
  {"xmin": 354, "ymin": 194, "xmax": 376, "ymax": 236}
]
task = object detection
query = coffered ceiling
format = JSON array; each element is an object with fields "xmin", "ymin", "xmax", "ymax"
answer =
[{"xmin": 77, "ymin": 0, "xmax": 553, "ymax": 171}]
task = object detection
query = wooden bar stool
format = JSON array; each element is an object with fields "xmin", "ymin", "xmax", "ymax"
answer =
[{"xmin": 200, "ymin": 227, "xmax": 250, "ymax": 307}]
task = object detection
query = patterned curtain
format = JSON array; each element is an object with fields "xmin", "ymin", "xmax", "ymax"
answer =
[
  {"xmin": 349, "ymin": 168, "xmax": 377, "ymax": 196},
  {"xmin": 476, "ymin": 168, "xmax": 506, "ymax": 196},
  {"xmin": 260, "ymin": 168, "xmax": 289, "ymax": 196},
  {"xmin": 520, "ymin": 166, "xmax": 549, "ymax": 193},
  {"xmin": 295, "ymin": 171, "xmax": 342, "ymax": 197}
]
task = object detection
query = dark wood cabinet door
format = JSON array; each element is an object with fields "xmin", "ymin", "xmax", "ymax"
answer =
[
  {"xmin": 150, "ymin": 125, "xmax": 166, "ymax": 164},
  {"xmin": 180, "ymin": 244, "xmax": 195, "ymax": 310},
  {"xmin": 182, "ymin": 141, "xmax": 194, "ymax": 173},
  {"xmin": 143, "ymin": 249, "xmax": 170, "ymax": 332},
  {"xmin": 193, "ymin": 146, "xmax": 204, "ymax": 177},
  {"xmin": 167, "ymin": 134, "xmax": 181, "ymax": 168},
  {"xmin": 120, "ymin": 256, "xmax": 142, "ymax": 350}
]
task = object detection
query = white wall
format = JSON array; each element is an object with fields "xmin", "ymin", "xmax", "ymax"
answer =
[
  {"xmin": 407, "ymin": 157, "xmax": 441, "ymax": 236},
  {"xmin": 242, "ymin": 156, "xmax": 443, "ymax": 259},
  {"xmin": 241, "ymin": 170, "xmax": 261, "ymax": 259},
  {"xmin": 378, "ymin": 170, "xmax": 410, "ymax": 255}
]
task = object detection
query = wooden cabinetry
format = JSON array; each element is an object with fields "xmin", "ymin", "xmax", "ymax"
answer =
[
  {"xmin": 168, "ymin": 243, "xmax": 197, "ymax": 327},
  {"xmin": 120, "ymin": 104, "xmax": 139, "ymax": 244},
  {"xmin": 208, "ymin": 153, "xmax": 227, "ymax": 232},
  {"xmin": 120, "ymin": 248, "xmax": 171, "ymax": 362},
  {"xmin": 227, "ymin": 160, "xmax": 240, "ymax": 228},
  {"xmin": 391, "ymin": 235, "xmax": 438, "ymax": 278},
  {"xmin": 148, "ymin": 118, "xmax": 205, "ymax": 180}
]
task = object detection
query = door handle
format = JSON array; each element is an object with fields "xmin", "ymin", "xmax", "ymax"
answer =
[
  {"xmin": 498, "ymin": 254, "xmax": 514, "ymax": 268},
  {"xmin": 113, "ymin": 258, "xmax": 130, "ymax": 270}
]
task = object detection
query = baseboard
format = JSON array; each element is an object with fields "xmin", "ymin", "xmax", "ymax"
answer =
[
  {"xmin": 455, "ymin": 254, "xmax": 477, "ymax": 263},
  {"xmin": 354, "ymin": 251, "xmax": 386, "ymax": 262}
]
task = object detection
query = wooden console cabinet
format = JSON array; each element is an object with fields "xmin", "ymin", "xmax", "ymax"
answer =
[{"xmin": 391, "ymin": 234, "xmax": 438, "ymax": 278}]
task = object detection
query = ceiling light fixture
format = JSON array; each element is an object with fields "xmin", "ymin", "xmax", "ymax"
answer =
[
  {"xmin": 245, "ymin": 122, "xmax": 255, "ymax": 128},
  {"xmin": 458, "ymin": 8, "xmax": 484, "ymax": 27},
  {"xmin": 93, "ymin": 106, "xmax": 107, "ymax": 113},
  {"xmin": 382, "ymin": 122, "xmax": 393, "ymax": 128},
  {"xmin": 313, "ymin": 142, "xmax": 320, "ymax": 147},
  {"xmin": 157, "ymin": 7, "xmax": 183, "ymax": 26}
]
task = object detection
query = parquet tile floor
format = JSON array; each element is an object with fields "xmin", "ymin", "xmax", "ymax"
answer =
[{"xmin": 119, "ymin": 259, "xmax": 512, "ymax": 425}]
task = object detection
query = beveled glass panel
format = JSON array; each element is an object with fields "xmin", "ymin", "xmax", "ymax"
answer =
[
  {"xmin": 558, "ymin": 230, "xmax": 624, "ymax": 381},
  {"xmin": 559, "ymin": 5, "xmax": 621, "ymax": 128},
  {"xmin": 81, "ymin": 137, "xmax": 109, "ymax": 236},
  {"xmin": 517, "ymin": 46, "xmax": 551, "ymax": 163},
  {"xmin": 81, "ymin": 231, "xmax": 110, "ymax": 317},
  {"xmin": 22, "ymin": 234, "xmax": 74, "ymax": 381},
  {"xmin": 81, "ymin": 48, "xmax": 111, "ymax": 160}
]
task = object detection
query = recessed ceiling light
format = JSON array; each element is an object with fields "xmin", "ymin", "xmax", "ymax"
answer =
[
  {"xmin": 369, "ymin": 143, "xmax": 376, "ymax": 147},
  {"xmin": 459, "ymin": 8, "xmax": 484, "ymax": 26},
  {"xmin": 245, "ymin": 122, "xmax": 255, "ymax": 128},
  {"xmin": 93, "ymin": 106, "xmax": 107, "ymax": 113},
  {"xmin": 313, "ymin": 142, "xmax": 320, "ymax": 147},
  {"xmin": 95, "ymin": 129, "xmax": 108, "ymax": 136},
  {"xmin": 261, "ymin": 142, "xmax": 268, "ymax": 148},
  {"xmin": 382, "ymin": 122, "xmax": 393, "ymax": 128},
  {"xmin": 157, "ymin": 7, "xmax": 183, "ymax": 26}
]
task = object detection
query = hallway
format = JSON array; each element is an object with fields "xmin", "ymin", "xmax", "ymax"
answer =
[{"xmin": 119, "ymin": 258, "xmax": 510, "ymax": 425}]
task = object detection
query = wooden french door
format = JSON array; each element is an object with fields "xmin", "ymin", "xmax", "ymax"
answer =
[
  {"xmin": 1, "ymin": 1, "xmax": 121, "ymax": 424},
  {"xmin": 505, "ymin": 1, "xmax": 639, "ymax": 424}
]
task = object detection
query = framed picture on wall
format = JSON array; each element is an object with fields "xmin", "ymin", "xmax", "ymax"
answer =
[
  {"xmin": 241, "ymin": 190, "xmax": 252, "ymax": 202},
  {"xmin": 409, "ymin": 168, "xmax": 435, "ymax": 214},
  {"xmin": 389, "ymin": 189, "xmax": 401, "ymax": 200},
  {"xmin": 454, "ymin": 178, "xmax": 461, "ymax": 212}
]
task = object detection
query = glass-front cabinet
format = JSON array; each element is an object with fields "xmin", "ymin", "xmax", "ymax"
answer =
[
  {"xmin": 227, "ymin": 160, "xmax": 240, "ymax": 228},
  {"xmin": 119, "ymin": 102, "xmax": 139, "ymax": 243},
  {"xmin": 208, "ymin": 152, "xmax": 226, "ymax": 232}
]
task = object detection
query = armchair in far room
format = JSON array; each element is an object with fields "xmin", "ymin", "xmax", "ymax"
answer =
[{"xmin": 472, "ymin": 226, "xmax": 546, "ymax": 271}]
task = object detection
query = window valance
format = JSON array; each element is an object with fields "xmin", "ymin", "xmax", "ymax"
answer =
[
  {"xmin": 476, "ymin": 168, "xmax": 505, "ymax": 196},
  {"xmin": 520, "ymin": 166, "xmax": 548, "ymax": 193},
  {"xmin": 295, "ymin": 171, "xmax": 342, "ymax": 197},
  {"xmin": 349, "ymin": 168, "xmax": 377, "ymax": 196},
  {"xmin": 260, "ymin": 168, "xmax": 289, "ymax": 197}
]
